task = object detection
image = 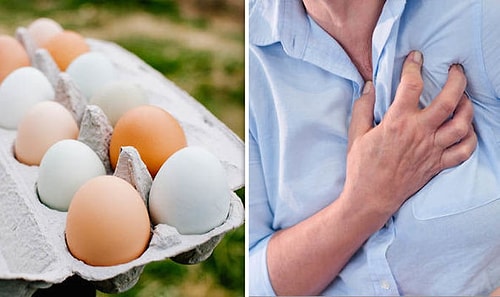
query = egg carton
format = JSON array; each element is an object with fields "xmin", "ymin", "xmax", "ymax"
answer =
[{"xmin": 0, "ymin": 28, "xmax": 244, "ymax": 296}]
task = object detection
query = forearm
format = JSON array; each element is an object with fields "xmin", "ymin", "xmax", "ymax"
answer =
[{"xmin": 267, "ymin": 189, "xmax": 391, "ymax": 296}]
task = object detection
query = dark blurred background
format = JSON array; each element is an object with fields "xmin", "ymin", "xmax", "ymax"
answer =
[{"xmin": 0, "ymin": 1, "xmax": 244, "ymax": 296}]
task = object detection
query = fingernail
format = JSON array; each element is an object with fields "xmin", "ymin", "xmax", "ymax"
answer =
[
  {"xmin": 412, "ymin": 51, "xmax": 423, "ymax": 64},
  {"xmin": 363, "ymin": 81, "xmax": 372, "ymax": 94},
  {"xmin": 454, "ymin": 64, "xmax": 464, "ymax": 73}
]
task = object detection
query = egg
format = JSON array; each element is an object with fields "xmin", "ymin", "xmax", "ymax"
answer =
[
  {"xmin": 43, "ymin": 30, "xmax": 89, "ymax": 71},
  {"xmin": 0, "ymin": 35, "xmax": 30, "ymax": 83},
  {"xmin": 149, "ymin": 146, "xmax": 230, "ymax": 235},
  {"xmin": 89, "ymin": 81, "xmax": 148, "ymax": 126},
  {"xmin": 66, "ymin": 175, "xmax": 151, "ymax": 266},
  {"xmin": 27, "ymin": 18, "xmax": 63, "ymax": 48},
  {"xmin": 15, "ymin": 101, "xmax": 78, "ymax": 166},
  {"xmin": 66, "ymin": 52, "xmax": 117, "ymax": 99},
  {"xmin": 109, "ymin": 105, "xmax": 187, "ymax": 177},
  {"xmin": 0, "ymin": 67, "xmax": 54, "ymax": 129},
  {"xmin": 37, "ymin": 139, "xmax": 106, "ymax": 211}
]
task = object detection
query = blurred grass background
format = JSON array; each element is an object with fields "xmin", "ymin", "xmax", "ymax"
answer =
[{"xmin": 0, "ymin": 1, "xmax": 244, "ymax": 296}]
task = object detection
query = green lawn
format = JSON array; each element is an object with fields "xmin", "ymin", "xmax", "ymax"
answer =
[{"xmin": 0, "ymin": 1, "xmax": 244, "ymax": 296}]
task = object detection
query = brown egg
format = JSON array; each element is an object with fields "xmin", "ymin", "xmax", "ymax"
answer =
[
  {"xmin": 109, "ymin": 105, "xmax": 187, "ymax": 177},
  {"xmin": 0, "ymin": 35, "xmax": 30, "ymax": 83},
  {"xmin": 66, "ymin": 175, "xmax": 151, "ymax": 266},
  {"xmin": 43, "ymin": 30, "xmax": 89, "ymax": 71},
  {"xmin": 15, "ymin": 101, "xmax": 78, "ymax": 166}
]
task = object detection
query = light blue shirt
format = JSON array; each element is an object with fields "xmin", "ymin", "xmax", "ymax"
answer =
[{"xmin": 249, "ymin": 0, "xmax": 500, "ymax": 295}]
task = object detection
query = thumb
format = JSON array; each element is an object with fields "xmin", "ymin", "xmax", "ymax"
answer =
[{"xmin": 348, "ymin": 81, "xmax": 375, "ymax": 152}]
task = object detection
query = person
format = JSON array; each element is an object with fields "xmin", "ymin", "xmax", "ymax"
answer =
[{"xmin": 249, "ymin": 0, "xmax": 500, "ymax": 295}]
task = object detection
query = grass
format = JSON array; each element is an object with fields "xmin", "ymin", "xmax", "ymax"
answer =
[
  {"xmin": 0, "ymin": 0, "xmax": 244, "ymax": 138},
  {"xmin": 117, "ymin": 36, "xmax": 244, "ymax": 112},
  {"xmin": 0, "ymin": 1, "xmax": 244, "ymax": 296}
]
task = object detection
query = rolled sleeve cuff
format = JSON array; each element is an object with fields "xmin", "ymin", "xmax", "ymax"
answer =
[{"xmin": 249, "ymin": 235, "xmax": 276, "ymax": 296}]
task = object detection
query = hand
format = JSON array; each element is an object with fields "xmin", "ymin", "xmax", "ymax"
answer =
[
  {"xmin": 345, "ymin": 51, "xmax": 477, "ymax": 215},
  {"xmin": 491, "ymin": 287, "xmax": 500, "ymax": 296}
]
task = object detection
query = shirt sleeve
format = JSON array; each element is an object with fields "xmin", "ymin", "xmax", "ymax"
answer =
[
  {"xmin": 248, "ymin": 114, "xmax": 277, "ymax": 295},
  {"xmin": 249, "ymin": 235, "xmax": 276, "ymax": 296},
  {"xmin": 482, "ymin": 0, "xmax": 500, "ymax": 99}
]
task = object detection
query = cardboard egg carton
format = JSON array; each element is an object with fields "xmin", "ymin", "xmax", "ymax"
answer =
[{"xmin": 0, "ymin": 28, "xmax": 244, "ymax": 296}]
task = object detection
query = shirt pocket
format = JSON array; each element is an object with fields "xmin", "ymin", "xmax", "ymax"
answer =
[{"xmin": 411, "ymin": 146, "xmax": 500, "ymax": 220}]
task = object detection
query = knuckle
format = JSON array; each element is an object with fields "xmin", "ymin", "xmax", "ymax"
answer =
[
  {"xmin": 400, "ymin": 75, "xmax": 424, "ymax": 93},
  {"xmin": 453, "ymin": 141, "xmax": 474, "ymax": 164},
  {"xmin": 452, "ymin": 121, "xmax": 469, "ymax": 140},
  {"xmin": 455, "ymin": 146, "xmax": 472, "ymax": 163},
  {"xmin": 440, "ymin": 137, "xmax": 476, "ymax": 170},
  {"xmin": 437, "ymin": 99, "xmax": 456, "ymax": 117},
  {"xmin": 384, "ymin": 116, "xmax": 406, "ymax": 135}
]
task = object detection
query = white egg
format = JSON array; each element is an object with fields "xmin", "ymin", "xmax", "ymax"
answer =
[
  {"xmin": 89, "ymin": 81, "xmax": 148, "ymax": 126},
  {"xmin": 66, "ymin": 52, "xmax": 117, "ymax": 99},
  {"xmin": 149, "ymin": 146, "xmax": 230, "ymax": 235},
  {"xmin": 37, "ymin": 139, "xmax": 106, "ymax": 211},
  {"xmin": 0, "ymin": 67, "xmax": 54, "ymax": 130}
]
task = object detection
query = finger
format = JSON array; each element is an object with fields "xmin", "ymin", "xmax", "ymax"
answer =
[
  {"xmin": 348, "ymin": 81, "xmax": 375, "ymax": 151},
  {"xmin": 390, "ymin": 51, "xmax": 424, "ymax": 115},
  {"xmin": 440, "ymin": 124, "xmax": 477, "ymax": 170},
  {"xmin": 433, "ymin": 94, "xmax": 473, "ymax": 149},
  {"xmin": 421, "ymin": 64, "xmax": 467, "ymax": 129}
]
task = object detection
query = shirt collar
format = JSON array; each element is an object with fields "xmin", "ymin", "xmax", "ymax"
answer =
[
  {"xmin": 250, "ymin": 0, "xmax": 408, "ymax": 81},
  {"xmin": 249, "ymin": 0, "xmax": 309, "ymax": 59}
]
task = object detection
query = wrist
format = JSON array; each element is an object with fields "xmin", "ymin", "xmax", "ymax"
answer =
[{"xmin": 337, "ymin": 185, "xmax": 396, "ymax": 231}]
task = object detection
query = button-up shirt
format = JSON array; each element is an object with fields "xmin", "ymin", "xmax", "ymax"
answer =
[{"xmin": 249, "ymin": 0, "xmax": 500, "ymax": 295}]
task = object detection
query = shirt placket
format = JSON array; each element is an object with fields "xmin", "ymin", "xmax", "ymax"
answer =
[
  {"xmin": 366, "ymin": 217, "xmax": 399, "ymax": 295},
  {"xmin": 367, "ymin": 3, "xmax": 406, "ymax": 294},
  {"xmin": 372, "ymin": 0, "xmax": 406, "ymax": 124}
]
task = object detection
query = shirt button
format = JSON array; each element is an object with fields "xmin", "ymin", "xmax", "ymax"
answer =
[{"xmin": 380, "ymin": 280, "xmax": 391, "ymax": 290}]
